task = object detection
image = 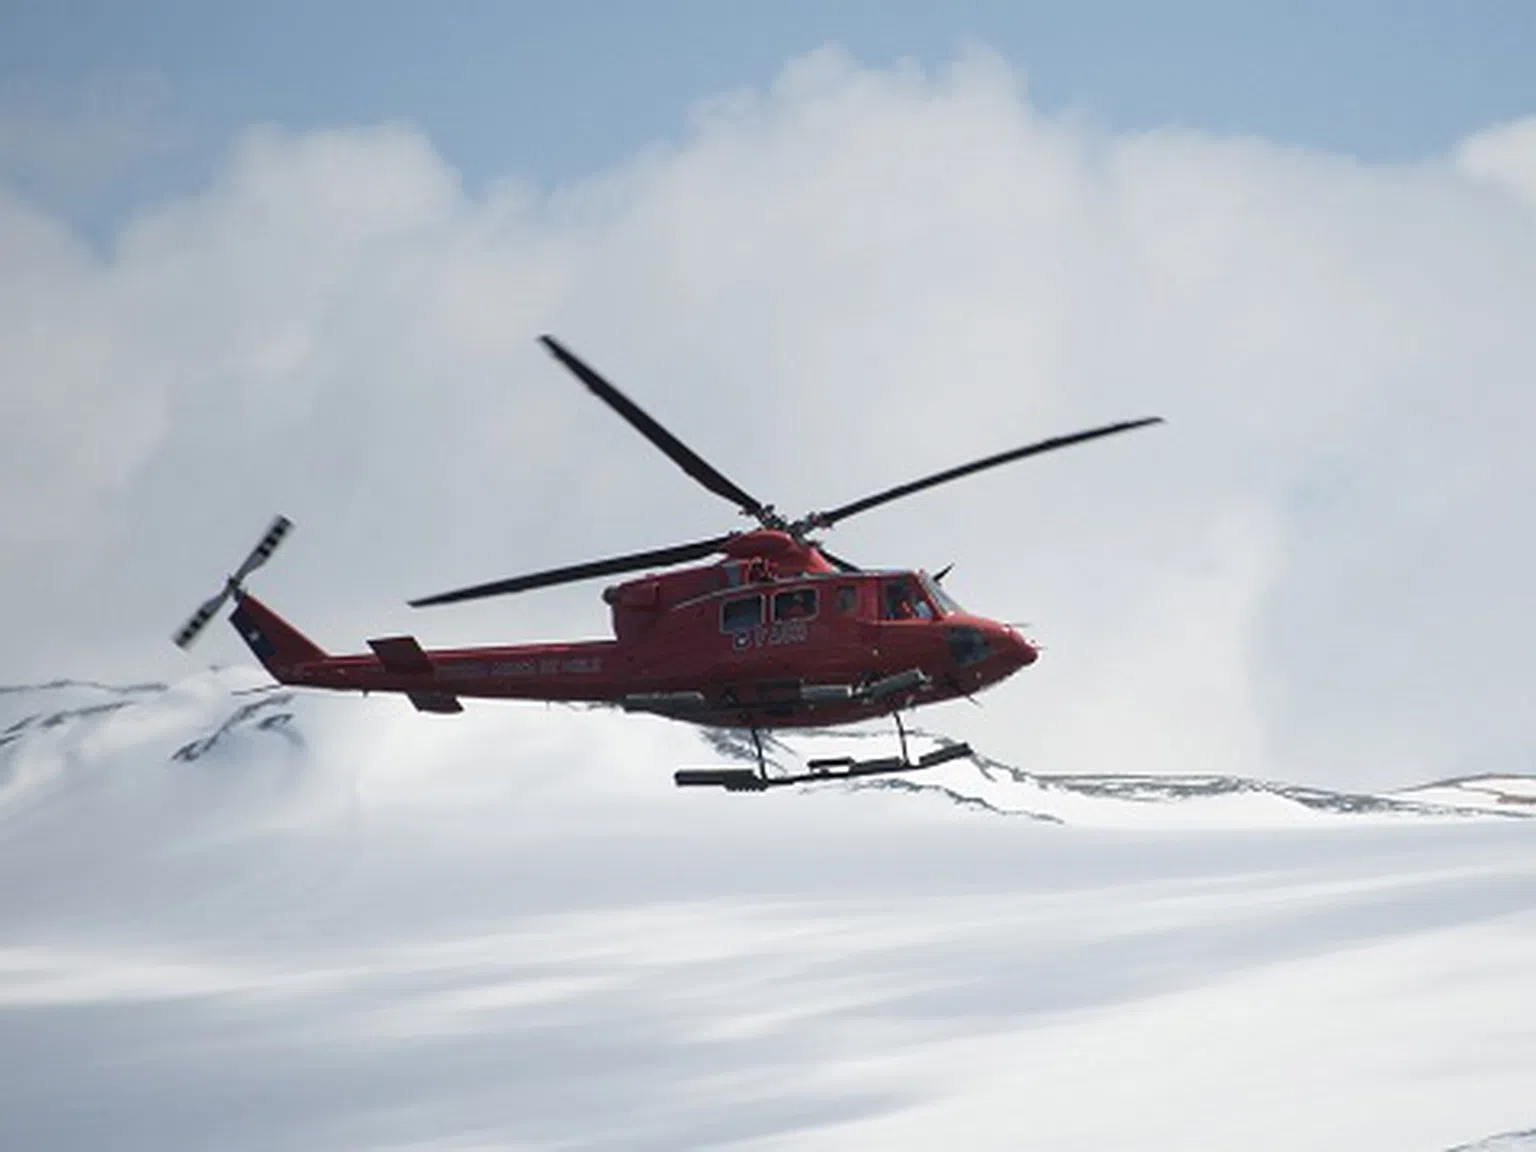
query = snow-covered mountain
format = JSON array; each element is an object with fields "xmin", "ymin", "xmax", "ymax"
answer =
[
  {"xmin": 10, "ymin": 672, "xmax": 1514, "ymax": 830},
  {"xmin": 2, "ymin": 672, "xmax": 1533, "ymax": 1151},
  {"xmin": 1448, "ymin": 1130, "xmax": 1536, "ymax": 1152},
  {"xmin": 706, "ymin": 700, "xmax": 1536, "ymax": 825}
]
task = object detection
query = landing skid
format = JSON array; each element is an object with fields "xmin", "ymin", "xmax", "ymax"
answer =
[{"xmin": 674, "ymin": 712, "xmax": 972, "ymax": 792}]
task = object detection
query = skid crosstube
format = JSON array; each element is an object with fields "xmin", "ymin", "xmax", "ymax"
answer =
[{"xmin": 674, "ymin": 741, "xmax": 972, "ymax": 792}]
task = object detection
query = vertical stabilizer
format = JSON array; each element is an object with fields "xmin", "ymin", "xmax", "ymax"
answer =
[{"xmin": 228, "ymin": 592, "xmax": 327, "ymax": 677}]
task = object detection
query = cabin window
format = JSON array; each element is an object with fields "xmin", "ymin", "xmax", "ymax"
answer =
[
  {"xmin": 836, "ymin": 585, "xmax": 858, "ymax": 615},
  {"xmin": 883, "ymin": 578, "xmax": 934, "ymax": 620},
  {"xmin": 721, "ymin": 594, "xmax": 764, "ymax": 632},
  {"xmin": 773, "ymin": 587, "xmax": 818, "ymax": 622}
]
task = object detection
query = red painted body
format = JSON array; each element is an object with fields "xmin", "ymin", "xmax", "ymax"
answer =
[{"xmin": 231, "ymin": 530, "xmax": 1037, "ymax": 729}]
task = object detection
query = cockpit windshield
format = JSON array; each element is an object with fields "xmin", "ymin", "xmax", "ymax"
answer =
[{"xmin": 921, "ymin": 573, "xmax": 962, "ymax": 616}]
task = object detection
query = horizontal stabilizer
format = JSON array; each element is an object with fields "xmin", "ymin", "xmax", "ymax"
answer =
[
  {"xmin": 369, "ymin": 635, "xmax": 434, "ymax": 675},
  {"xmin": 408, "ymin": 691, "xmax": 463, "ymax": 714}
]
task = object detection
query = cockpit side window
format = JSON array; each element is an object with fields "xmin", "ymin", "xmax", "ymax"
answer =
[
  {"xmin": 882, "ymin": 578, "xmax": 934, "ymax": 620},
  {"xmin": 836, "ymin": 585, "xmax": 859, "ymax": 615}
]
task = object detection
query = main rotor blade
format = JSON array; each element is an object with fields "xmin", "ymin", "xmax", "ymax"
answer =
[
  {"xmin": 539, "ymin": 336, "xmax": 770, "ymax": 523},
  {"xmin": 409, "ymin": 534, "xmax": 736, "ymax": 607},
  {"xmin": 816, "ymin": 546, "xmax": 862, "ymax": 573},
  {"xmin": 812, "ymin": 417, "xmax": 1164, "ymax": 527}
]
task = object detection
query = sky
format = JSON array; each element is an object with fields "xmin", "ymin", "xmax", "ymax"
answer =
[
  {"xmin": 4, "ymin": 1, "xmax": 1536, "ymax": 230},
  {"xmin": 1, "ymin": 3, "xmax": 1535, "ymax": 795}
]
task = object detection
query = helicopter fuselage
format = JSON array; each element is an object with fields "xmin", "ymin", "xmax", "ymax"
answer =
[{"xmin": 235, "ymin": 530, "xmax": 1036, "ymax": 729}]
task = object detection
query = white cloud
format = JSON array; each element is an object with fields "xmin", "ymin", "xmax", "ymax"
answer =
[
  {"xmin": 0, "ymin": 192, "xmax": 170, "ymax": 543},
  {"xmin": 2, "ymin": 49, "xmax": 1534, "ymax": 790},
  {"xmin": 1458, "ymin": 115, "xmax": 1536, "ymax": 211}
]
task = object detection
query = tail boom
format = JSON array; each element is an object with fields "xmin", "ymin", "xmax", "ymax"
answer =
[{"xmin": 234, "ymin": 600, "xmax": 622, "ymax": 711}]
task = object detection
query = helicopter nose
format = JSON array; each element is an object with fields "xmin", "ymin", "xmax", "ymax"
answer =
[
  {"xmin": 946, "ymin": 621, "xmax": 1038, "ymax": 672},
  {"xmin": 1000, "ymin": 625, "xmax": 1038, "ymax": 668}
]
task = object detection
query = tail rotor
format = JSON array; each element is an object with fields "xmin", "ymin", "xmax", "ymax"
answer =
[{"xmin": 172, "ymin": 515, "xmax": 293, "ymax": 649}]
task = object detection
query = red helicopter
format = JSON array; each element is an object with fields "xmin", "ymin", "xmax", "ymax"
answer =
[{"xmin": 175, "ymin": 336, "xmax": 1160, "ymax": 790}]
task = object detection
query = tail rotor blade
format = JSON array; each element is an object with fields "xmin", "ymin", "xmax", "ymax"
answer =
[
  {"xmin": 173, "ymin": 589, "xmax": 234, "ymax": 650},
  {"xmin": 232, "ymin": 515, "xmax": 293, "ymax": 584}
]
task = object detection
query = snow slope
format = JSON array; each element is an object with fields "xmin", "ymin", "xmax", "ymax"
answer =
[
  {"xmin": 707, "ymin": 722, "xmax": 1536, "ymax": 827},
  {"xmin": 1, "ymin": 673, "xmax": 1533, "ymax": 1150}
]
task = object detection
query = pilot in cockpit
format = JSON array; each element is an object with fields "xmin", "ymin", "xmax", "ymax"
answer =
[{"xmin": 884, "ymin": 579, "xmax": 933, "ymax": 620}]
